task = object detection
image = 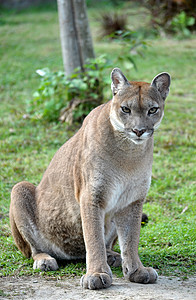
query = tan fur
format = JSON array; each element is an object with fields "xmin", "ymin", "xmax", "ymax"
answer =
[{"xmin": 10, "ymin": 68, "xmax": 171, "ymax": 290}]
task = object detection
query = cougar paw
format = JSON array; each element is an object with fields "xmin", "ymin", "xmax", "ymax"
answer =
[
  {"xmin": 107, "ymin": 250, "xmax": 122, "ymax": 267},
  {"xmin": 80, "ymin": 272, "xmax": 112, "ymax": 290},
  {"xmin": 33, "ymin": 257, "xmax": 59, "ymax": 271},
  {"xmin": 125, "ymin": 266, "xmax": 158, "ymax": 284}
]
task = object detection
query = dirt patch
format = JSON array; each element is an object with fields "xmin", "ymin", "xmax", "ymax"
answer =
[{"xmin": 0, "ymin": 275, "xmax": 195, "ymax": 300}]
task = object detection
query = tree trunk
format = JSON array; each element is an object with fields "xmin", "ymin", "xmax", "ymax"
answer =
[{"xmin": 57, "ymin": 0, "xmax": 95, "ymax": 76}]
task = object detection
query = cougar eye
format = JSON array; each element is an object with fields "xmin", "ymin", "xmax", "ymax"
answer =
[
  {"xmin": 121, "ymin": 106, "xmax": 131, "ymax": 114},
  {"xmin": 148, "ymin": 107, "xmax": 158, "ymax": 115}
]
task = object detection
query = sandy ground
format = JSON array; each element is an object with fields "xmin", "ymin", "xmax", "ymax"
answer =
[{"xmin": 0, "ymin": 275, "xmax": 196, "ymax": 300}]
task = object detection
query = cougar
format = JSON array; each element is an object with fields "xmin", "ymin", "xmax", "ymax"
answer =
[{"xmin": 10, "ymin": 68, "xmax": 171, "ymax": 289}]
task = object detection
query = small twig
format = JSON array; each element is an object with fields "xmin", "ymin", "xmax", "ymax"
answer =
[{"xmin": 180, "ymin": 206, "xmax": 188, "ymax": 215}]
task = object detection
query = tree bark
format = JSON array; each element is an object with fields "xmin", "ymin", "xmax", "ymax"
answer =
[{"xmin": 57, "ymin": 0, "xmax": 95, "ymax": 76}]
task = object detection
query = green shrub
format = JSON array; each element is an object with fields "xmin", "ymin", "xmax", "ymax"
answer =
[
  {"xmin": 27, "ymin": 38, "xmax": 148, "ymax": 124},
  {"xmin": 170, "ymin": 11, "xmax": 195, "ymax": 37},
  {"xmin": 27, "ymin": 55, "xmax": 112, "ymax": 123},
  {"xmin": 27, "ymin": 28, "xmax": 148, "ymax": 124},
  {"xmin": 107, "ymin": 30, "xmax": 149, "ymax": 71},
  {"xmin": 143, "ymin": 0, "xmax": 196, "ymax": 34}
]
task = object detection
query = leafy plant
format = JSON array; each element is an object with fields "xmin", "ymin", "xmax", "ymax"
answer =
[
  {"xmin": 107, "ymin": 30, "xmax": 149, "ymax": 71},
  {"xmin": 143, "ymin": 0, "xmax": 196, "ymax": 34},
  {"xmin": 27, "ymin": 55, "xmax": 111, "ymax": 123},
  {"xmin": 170, "ymin": 11, "xmax": 195, "ymax": 37},
  {"xmin": 27, "ymin": 36, "xmax": 148, "ymax": 124}
]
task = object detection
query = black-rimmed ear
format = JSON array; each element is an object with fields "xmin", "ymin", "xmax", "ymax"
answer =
[
  {"xmin": 111, "ymin": 68, "xmax": 130, "ymax": 95},
  {"xmin": 151, "ymin": 72, "xmax": 171, "ymax": 101}
]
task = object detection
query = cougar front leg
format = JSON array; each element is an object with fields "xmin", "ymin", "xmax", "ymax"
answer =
[
  {"xmin": 115, "ymin": 200, "xmax": 158, "ymax": 284},
  {"xmin": 80, "ymin": 194, "xmax": 112, "ymax": 290}
]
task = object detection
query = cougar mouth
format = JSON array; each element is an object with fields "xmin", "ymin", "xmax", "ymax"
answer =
[
  {"xmin": 128, "ymin": 130, "xmax": 154, "ymax": 145},
  {"xmin": 131, "ymin": 138, "xmax": 146, "ymax": 145}
]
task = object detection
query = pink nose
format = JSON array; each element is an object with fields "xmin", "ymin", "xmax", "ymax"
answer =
[{"xmin": 132, "ymin": 128, "xmax": 146, "ymax": 137}]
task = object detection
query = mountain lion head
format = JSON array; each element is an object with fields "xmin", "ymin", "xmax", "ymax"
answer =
[{"xmin": 110, "ymin": 68, "xmax": 171, "ymax": 144}]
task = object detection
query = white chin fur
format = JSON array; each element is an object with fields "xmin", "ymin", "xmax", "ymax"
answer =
[{"xmin": 131, "ymin": 139, "xmax": 146, "ymax": 145}]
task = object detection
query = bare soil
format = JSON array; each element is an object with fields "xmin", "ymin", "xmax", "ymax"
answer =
[{"xmin": 0, "ymin": 275, "xmax": 196, "ymax": 300}]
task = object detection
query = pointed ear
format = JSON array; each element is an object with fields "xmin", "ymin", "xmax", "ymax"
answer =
[
  {"xmin": 111, "ymin": 68, "xmax": 130, "ymax": 95},
  {"xmin": 151, "ymin": 72, "xmax": 171, "ymax": 101}
]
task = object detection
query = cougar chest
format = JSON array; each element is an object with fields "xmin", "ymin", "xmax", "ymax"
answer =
[{"xmin": 104, "ymin": 161, "xmax": 152, "ymax": 215}]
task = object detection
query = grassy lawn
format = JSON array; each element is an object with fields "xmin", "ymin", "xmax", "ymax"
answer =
[{"xmin": 0, "ymin": 3, "xmax": 195, "ymax": 279}]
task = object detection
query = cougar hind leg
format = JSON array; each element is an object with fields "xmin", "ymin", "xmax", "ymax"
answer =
[
  {"xmin": 10, "ymin": 181, "xmax": 36, "ymax": 258},
  {"xmin": 9, "ymin": 206, "xmax": 31, "ymax": 258},
  {"xmin": 10, "ymin": 181, "xmax": 59, "ymax": 271}
]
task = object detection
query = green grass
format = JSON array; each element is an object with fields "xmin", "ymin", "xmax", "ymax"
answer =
[{"xmin": 0, "ymin": 4, "xmax": 196, "ymax": 279}]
